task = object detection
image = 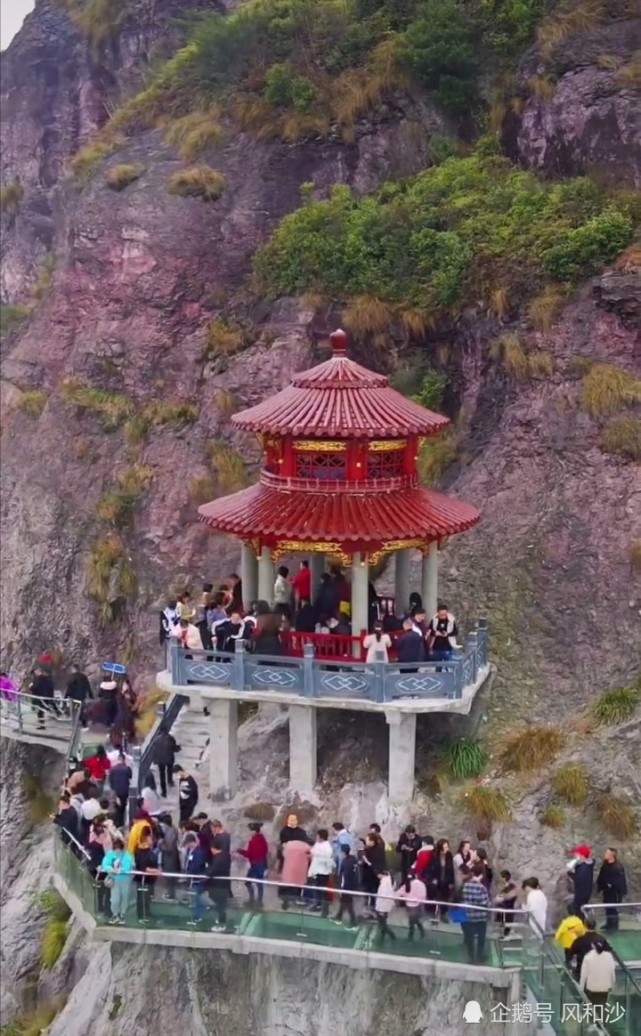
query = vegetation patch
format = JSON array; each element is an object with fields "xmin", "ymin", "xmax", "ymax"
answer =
[
  {"xmin": 499, "ymin": 726, "xmax": 564, "ymax": 773},
  {"xmin": 18, "ymin": 390, "xmax": 48, "ymax": 418},
  {"xmin": 105, "ymin": 163, "xmax": 145, "ymax": 190},
  {"xmin": 32, "ymin": 256, "xmax": 56, "ymax": 302},
  {"xmin": 257, "ymin": 157, "xmax": 635, "ymax": 326},
  {"xmin": 491, "ymin": 335, "xmax": 555, "ymax": 381},
  {"xmin": 459, "ymin": 784, "xmax": 512, "ymax": 824},
  {"xmin": 631, "ymin": 543, "xmax": 641, "ymax": 572},
  {"xmin": 592, "ymin": 685, "xmax": 641, "ymax": 726},
  {"xmin": 188, "ymin": 475, "xmax": 217, "ymax": 504},
  {"xmin": 167, "ymin": 166, "xmax": 227, "ymax": 201},
  {"xmin": 204, "ymin": 318, "xmax": 250, "ymax": 359},
  {"xmin": 596, "ymin": 793, "xmax": 638, "ymax": 840},
  {"xmin": 551, "ymin": 764, "xmax": 590, "ymax": 806},
  {"xmin": 209, "ymin": 441, "xmax": 250, "ymax": 493},
  {"xmin": 580, "ymin": 364, "xmax": 641, "ymax": 416},
  {"xmin": 53, "ymin": 0, "xmax": 128, "ymax": 51},
  {"xmin": 61, "ymin": 379, "xmax": 134, "ymax": 429},
  {"xmin": 22, "ymin": 772, "xmax": 55, "ymax": 826},
  {"xmin": 446, "ymin": 737, "xmax": 488, "ymax": 780},
  {"xmin": 601, "ymin": 418, "xmax": 641, "ymax": 460},
  {"xmin": 70, "ymin": 138, "xmax": 124, "ymax": 182},
  {"xmin": 134, "ymin": 689, "xmax": 169, "ymax": 739},
  {"xmin": 243, "ymin": 801, "xmax": 276, "ymax": 821},
  {"xmin": 97, "ymin": 465, "xmax": 153, "ymax": 529},
  {"xmin": 527, "ymin": 284, "xmax": 566, "ymax": 331},
  {"xmin": 87, "ymin": 532, "xmax": 137, "ymax": 621},
  {"xmin": 165, "ymin": 108, "xmax": 224, "ymax": 161},
  {"xmin": 418, "ymin": 432, "xmax": 460, "ymax": 484},
  {"xmin": 1, "ymin": 997, "xmax": 68, "ymax": 1036},
  {"xmin": 0, "ymin": 180, "xmax": 24, "ymax": 214},
  {"xmin": 0, "ymin": 304, "xmax": 31, "ymax": 341},
  {"xmin": 540, "ymin": 804, "xmax": 565, "ymax": 829}
]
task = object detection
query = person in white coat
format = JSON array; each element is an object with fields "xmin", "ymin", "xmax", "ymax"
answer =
[
  {"xmin": 580, "ymin": 940, "xmax": 617, "ymax": 1011},
  {"xmin": 374, "ymin": 872, "xmax": 397, "ymax": 943},
  {"xmin": 308, "ymin": 829, "xmax": 335, "ymax": 918}
]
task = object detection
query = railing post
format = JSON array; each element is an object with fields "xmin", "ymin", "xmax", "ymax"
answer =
[
  {"xmin": 169, "ymin": 638, "xmax": 180, "ymax": 685},
  {"xmin": 467, "ymin": 631, "xmax": 478, "ymax": 685},
  {"xmin": 232, "ymin": 639, "xmax": 245, "ymax": 691},
  {"xmin": 303, "ymin": 644, "xmax": 315, "ymax": 698},
  {"xmin": 478, "ymin": 617, "xmax": 489, "ymax": 667},
  {"xmin": 373, "ymin": 652, "xmax": 386, "ymax": 704},
  {"xmin": 17, "ymin": 693, "xmax": 23, "ymax": 734},
  {"xmin": 453, "ymin": 651, "xmax": 464, "ymax": 699}
]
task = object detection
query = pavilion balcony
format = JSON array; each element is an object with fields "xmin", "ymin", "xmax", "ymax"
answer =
[{"xmin": 163, "ymin": 621, "xmax": 489, "ymax": 711}]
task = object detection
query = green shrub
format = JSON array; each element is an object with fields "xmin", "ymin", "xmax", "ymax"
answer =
[
  {"xmin": 42, "ymin": 919, "xmax": 68, "ymax": 968},
  {"xmin": 401, "ymin": 0, "xmax": 479, "ymax": 117},
  {"xmin": 105, "ymin": 163, "xmax": 145, "ymax": 190},
  {"xmin": 54, "ymin": 0, "xmax": 128, "ymax": 50},
  {"xmin": 410, "ymin": 368, "xmax": 449, "ymax": 411},
  {"xmin": 61, "ymin": 379, "xmax": 134, "ymax": 430},
  {"xmin": 601, "ymin": 418, "xmax": 641, "ymax": 460},
  {"xmin": 447, "ymin": 737, "xmax": 488, "ymax": 779},
  {"xmin": 35, "ymin": 889, "xmax": 71, "ymax": 923},
  {"xmin": 264, "ymin": 64, "xmax": 316, "ymax": 112},
  {"xmin": 543, "ymin": 209, "xmax": 633, "ymax": 281},
  {"xmin": 592, "ymin": 686, "xmax": 641, "ymax": 726},
  {"xmin": 167, "ymin": 166, "xmax": 227, "ymax": 201},
  {"xmin": 256, "ymin": 157, "xmax": 635, "ymax": 319},
  {"xmin": 0, "ymin": 304, "xmax": 31, "ymax": 340}
]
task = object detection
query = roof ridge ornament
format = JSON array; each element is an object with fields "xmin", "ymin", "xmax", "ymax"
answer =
[{"xmin": 330, "ymin": 328, "xmax": 349, "ymax": 356}]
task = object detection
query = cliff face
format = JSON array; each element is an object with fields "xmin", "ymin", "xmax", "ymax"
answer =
[{"xmin": 1, "ymin": 0, "xmax": 640, "ymax": 1030}]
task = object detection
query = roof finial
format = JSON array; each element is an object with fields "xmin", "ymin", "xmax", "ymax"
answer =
[{"xmin": 330, "ymin": 328, "xmax": 349, "ymax": 357}]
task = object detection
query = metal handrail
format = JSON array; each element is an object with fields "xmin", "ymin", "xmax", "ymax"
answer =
[{"xmin": 1, "ymin": 690, "xmax": 76, "ymax": 711}]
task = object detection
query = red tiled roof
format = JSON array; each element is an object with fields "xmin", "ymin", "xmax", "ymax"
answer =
[
  {"xmin": 232, "ymin": 333, "xmax": 449, "ymax": 439},
  {"xmin": 198, "ymin": 482, "xmax": 480, "ymax": 543}
]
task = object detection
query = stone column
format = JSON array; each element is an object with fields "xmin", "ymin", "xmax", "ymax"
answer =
[
  {"xmin": 422, "ymin": 541, "xmax": 438, "ymax": 618},
  {"xmin": 240, "ymin": 542, "xmax": 258, "ymax": 611},
  {"xmin": 394, "ymin": 550, "xmax": 410, "ymax": 614},
  {"xmin": 257, "ymin": 546, "xmax": 274, "ymax": 604},
  {"xmin": 288, "ymin": 704, "xmax": 317, "ymax": 794},
  {"xmin": 351, "ymin": 551, "xmax": 369, "ymax": 656},
  {"xmin": 309, "ymin": 553, "xmax": 324, "ymax": 600},
  {"xmin": 208, "ymin": 699, "xmax": 238, "ymax": 801},
  {"xmin": 386, "ymin": 710, "xmax": 417, "ymax": 805}
]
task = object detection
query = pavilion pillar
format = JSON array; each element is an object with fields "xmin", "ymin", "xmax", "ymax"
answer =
[
  {"xmin": 208, "ymin": 699, "xmax": 238, "ymax": 801},
  {"xmin": 309, "ymin": 553, "xmax": 324, "ymax": 600},
  {"xmin": 394, "ymin": 550, "xmax": 410, "ymax": 615},
  {"xmin": 422, "ymin": 541, "xmax": 438, "ymax": 618},
  {"xmin": 240, "ymin": 542, "xmax": 258, "ymax": 611},
  {"xmin": 386, "ymin": 710, "xmax": 416, "ymax": 805},
  {"xmin": 257, "ymin": 546, "xmax": 274, "ymax": 605},
  {"xmin": 351, "ymin": 551, "xmax": 369, "ymax": 656},
  {"xmin": 288, "ymin": 704, "xmax": 317, "ymax": 794}
]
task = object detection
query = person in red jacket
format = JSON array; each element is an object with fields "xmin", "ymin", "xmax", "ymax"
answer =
[
  {"xmin": 84, "ymin": 745, "xmax": 111, "ymax": 790},
  {"xmin": 292, "ymin": 561, "xmax": 311, "ymax": 609},
  {"xmin": 413, "ymin": 834, "xmax": 435, "ymax": 882},
  {"xmin": 237, "ymin": 822, "xmax": 269, "ymax": 906}
]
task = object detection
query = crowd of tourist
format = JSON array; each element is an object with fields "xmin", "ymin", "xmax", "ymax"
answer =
[
  {"xmin": 53, "ymin": 757, "xmax": 629, "ymax": 985},
  {"xmin": 159, "ymin": 565, "xmax": 460, "ymax": 664}
]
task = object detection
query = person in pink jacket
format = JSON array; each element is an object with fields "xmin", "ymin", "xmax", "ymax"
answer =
[
  {"xmin": 280, "ymin": 838, "xmax": 311, "ymax": 910},
  {"xmin": 397, "ymin": 874, "xmax": 427, "ymax": 940}
]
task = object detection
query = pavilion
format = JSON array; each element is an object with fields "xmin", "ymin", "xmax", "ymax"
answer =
[{"xmin": 198, "ymin": 328, "xmax": 480, "ymax": 628}]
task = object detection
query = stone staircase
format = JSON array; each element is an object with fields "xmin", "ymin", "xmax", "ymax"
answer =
[{"xmin": 143, "ymin": 697, "xmax": 211, "ymax": 814}]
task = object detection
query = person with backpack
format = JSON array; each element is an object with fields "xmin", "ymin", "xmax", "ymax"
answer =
[{"xmin": 330, "ymin": 821, "xmax": 357, "ymax": 871}]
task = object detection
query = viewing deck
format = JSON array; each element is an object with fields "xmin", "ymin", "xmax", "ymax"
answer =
[
  {"xmin": 161, "ymin": 620, "xmax": 490, "ymax": 713},
  {"xmin": 53, "ymin": 834, "xmax": 641, "ymax": 1036}
]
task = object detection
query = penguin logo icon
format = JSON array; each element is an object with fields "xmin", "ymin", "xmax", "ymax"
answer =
[{"xmin": 463, "ymin": 1001, "xmax": 483, "ymax": 1024}]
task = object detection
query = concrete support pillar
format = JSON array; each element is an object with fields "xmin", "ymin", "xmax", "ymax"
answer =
[
  {"xmin": 351, "ymin": 551, "xmax": 369, "ymax": 655},
  {"xmin": 422, "ymin": 541, "xmax": 438, "ymax": 618},
  {"xmin": 309, "ymin": 554, "xmax": 324, "ymax": 600},
  {"xmin": 208, "ymin": 699, "xmax": 238, "ymax": 801},
  {"xmin": 240, "ymin": 542, "xmax": 258, "ymax": 611},
  {"xmin": 257, "ymin": 546, "xmax": 274, "ymax": 605},
  {"xmin": 386, "ymin": 710, "xmax": 417, "ymax": 805},
  {"xmin": 394, "ymin": 550, "xmax": 410, "ymax": 615},
  {"xmin": 288, "ymin": 704, "xmax": 317, "ymax": 794}
]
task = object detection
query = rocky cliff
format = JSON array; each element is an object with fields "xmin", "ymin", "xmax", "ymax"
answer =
[{"xmin": 1, "ymin": 0, "xmax": 640, "ymax": 1032}]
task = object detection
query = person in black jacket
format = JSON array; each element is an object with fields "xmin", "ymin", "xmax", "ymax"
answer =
[
  {"xmin": 108, "ymin": 752, "xmax": 132, "ymax": 828},
  {"xmin": 277, "ymin": 813, "xmax": 309, "ymax": 869},
  {"xmin": 567, "ymin": 845, "xmax": 595, "ymax": 916},
  {"xmin": 53, "ymin": 792, "xmax": 79, "ymax": 847},
  {"xmin": 426, "ymin": 838, "xmax": 456, "ymax": 919},
  {"xmin": 396, "ymin": 825, "xmax": 422, "ymax": 883},
  {"xmin": 134, "ymin": 832, "xmax": 161, "ymax": 921},
  {"xmin": 569, "ymin": 918, "xmax": 612, "ymax": 980},
  {"xmin": 208, "ymin": 834, "xmax": 231, "ymax": 930},
  {"xmin": 396, "ymin": 619, "xmax": 426, "ymax": 669},
  {"xmin": 153, "ymin": 729, "xmax": 180, "ymax": 798},
  {"xmin": 597, "ymin": 848, "xmax": 627, "ymax": 931},
  {"xmin": 174, "ymin": 765, "xmax": 199, "ymax": 824},
  {"xmin": 30, "ymin": 666, "xmax": 56, "ymax": 729},
  {"xmin": 332, "ymin": 845, "xmax": 359, "ymax": 928},
  {"xmin": 361, "ymin": 833, "xmax": 387, "ymax": 910},
  {"xmin": 64, "ymin": 664, "xmax": 93, "ymax": 728}
]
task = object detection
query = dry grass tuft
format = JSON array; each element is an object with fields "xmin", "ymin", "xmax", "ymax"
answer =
[
  {"xmin": 551, "ymin": 764, "xmax": 590, "ymax": 806},
  {"xmin": 492, "ymin": 334, "xmax": 530, "ymax": 381},
  {"xmin": 527, "ymin": 75, "xmax": 557, "ymax": 100},
  {"xmin": 205, "ymin": 318, "xmax": 249, "ymax": 358},
  {"xmin": 18, "ymin": 390, "xmax": 48, "ymax": 418},
  {"xmin": 0, "ymin": 180, "xmax": 24, "ymax": 213},
  {"xmin": 537, "ymin": 1, "xmax": 610, "ymax": 60},
  {"xmin": 540, "ymin": 804, "xmax": 566, "ymax": 829},
  {"xmin": 527, "ymin": 351, "xmax": 556, "ymax": 377},
  {"xmin": 617, "ymin": 52, "xmax": 641, "ymax": 90},
  {"xmin": 490, "ymin": 286, "xmax": 512, "ymax": 319},
  {"xmin": 243, "ymin": 802, "xmax": 276, "ymax": 821},
  {"xmin": 71, "ymin": 138, "xmax": 124, "ymax": 181},
  {"xmin": 596, "ymin": 793, "xmax": 638, "ymax": 840},
  {"xmin": 165, "ymin": 108, "xmax": 224, "ymax": 160},
  {"xmin": 105, "ymin": 163, "xmax": 145, "ymax": 190},
  {"xmin": 209, "ymin": 441, "xmax": 249, "ymax": 493},
  {"xmin": 499, "ymin": 726, "xmax": 564, "ymax": 773},
  {"xmin": 631, "ymin": 542, "xmax": 641, "ymax": 572},
  {"xmin": 580, "ymin": 364, "xmax": 641, "ymax": 416},
  {"xmin": 167, "ymin": 166, "xmax": 226, "ymax": 201},
  {"xmin": 343, "ymin": 296, "xmax": 394, "ymax": 336},
  {"xmin": 216, "ymin": 388, "xmax": 237, "ymax": 418},
  {"xmin": 134, "ymin": 689, "xmax": 169, "ymax": 739},
  {"xmin": 459, "ymin": 785, "xmax": 512, "ymax": 824},
  {"xmin": 188, "ymin": 474, "xmax": 217, "ymax": 504},
  {"xmin": 399, "ymin": 308, "xmax": 435, "ymax": 338},
  {"xmin": 601, "ymin": 418, "xmax": 641, "ymax": 460},
  {"xmin": 528, "ymin": 285, "xmax": 566, "ymax": 331}
]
